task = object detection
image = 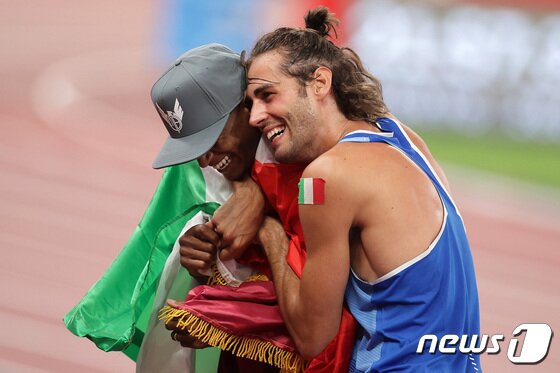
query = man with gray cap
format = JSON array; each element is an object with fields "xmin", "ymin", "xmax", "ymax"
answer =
[
  {"xmin": 152, "ymin": 43, "xmax": 264, "ymax": 259},
  {"xmin": 152, "ymin": 43, "xmax": 257, "ymax": 179},
  {"xmin": 145, "ymin": 43, "xmax": 282, "ymax": 373},
  {"xmin": 150, "ymin": 42, "xmax": 358, "ymax": 373}
]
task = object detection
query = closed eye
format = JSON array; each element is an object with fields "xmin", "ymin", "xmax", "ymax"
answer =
[
  {"xmin": 243, "ymin": 97, "xmax": 253, "ymax": 110},
  {"xmin": 251, "ymin": 85, "xmax": 276, "ymax": 103},
  {"xmin": 260, "ymin": 91, "xmax": 274, "ymax": 102}
]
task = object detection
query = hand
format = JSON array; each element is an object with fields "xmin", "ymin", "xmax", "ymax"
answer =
[
  {"xmin": 179, "ymin": 222, "xmax": 220, "ymax": 277},
  {"xmin": 164, "ymin": 299, "xmax": 210, "ymax": 349},
  {"xmin": 212, "ymin": 176, "xmax": 265, "ymax": 261}
]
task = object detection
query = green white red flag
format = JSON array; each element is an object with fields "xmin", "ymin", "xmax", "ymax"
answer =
[
  {"xmin": 298, "ymin": 178, "xmax": 325, "ymax": 205},
  {"xmin": 64, "ymin": 162, "xmax": 227, "ymax": 372}
]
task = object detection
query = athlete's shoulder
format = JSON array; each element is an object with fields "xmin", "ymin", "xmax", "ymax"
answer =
[
  {"xmin": 301, "ymin": 145, "xmax": 384, "ymax": 208},
  {"xmin": 301, "ymin": 145, "xmax": 351, "ymax": 180}
]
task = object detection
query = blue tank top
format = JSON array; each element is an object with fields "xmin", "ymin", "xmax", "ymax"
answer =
[{"xmin": 341, "ymin": 118, "xmax": 481, "ymax": 372}]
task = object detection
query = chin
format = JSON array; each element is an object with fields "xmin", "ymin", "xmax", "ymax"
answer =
[
  {"xmin": 274, "ymin": 155, "xmax": 298, "ymax": 164},
  {"xmin": 272, "ymin": 152, "xmax": 286, "ymax": 163},
  {"xmin": 222, "ymin": 170, "xmax": 237, "ymax": 181},
  {"xmin": 272, "ymin": 148, "xmax": 288, "ymax": 162},
  {"xmin": 274, "ymin": 150, "xmax": 302, "ymax": 164},
  {"xmin": 223, "ymin": 166, "xmax": 245, "ymax": 181}
]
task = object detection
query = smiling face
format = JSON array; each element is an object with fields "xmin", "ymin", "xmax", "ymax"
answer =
[
  {"xmin": 196, "ymin": 104, "xmax": 260, "ymax": 181},
  {"xmin": 246, "ymin": 51, "xmax": 321, "ymax": 164}
]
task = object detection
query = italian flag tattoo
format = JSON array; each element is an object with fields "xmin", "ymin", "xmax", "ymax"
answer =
[{"xmin": 298, "ymin": 178, "xmax": 325, "ymax": 205}]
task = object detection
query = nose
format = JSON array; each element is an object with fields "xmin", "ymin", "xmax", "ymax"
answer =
[
  {"xmin": 197, "ymin": 152, "xmax": 213, "ymax": 168},
  {"xmin": 248, "ymin": 101, "xmax": 267, "ymax": 129}
]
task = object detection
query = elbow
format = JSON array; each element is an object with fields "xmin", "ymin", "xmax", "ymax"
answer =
[
  {"xmin": 294, "ymin": 334, "xmax": 332, "ymax": 361},
  {"xmin": 288, "ymin": 314, "xmax": 340, "ymax": 360},
  {"xmin": 299, "ymin": 346, "xmax": 325, "ymax": 361}
]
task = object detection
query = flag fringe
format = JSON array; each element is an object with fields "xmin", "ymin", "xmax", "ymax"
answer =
[
  {"xmin": 207, "ymin": 264, "xmax": 270, "ymax": 286},
  {"xmin": 159, "ymin": 306, "xmax": 304, "ymax": 372},
  {"xmin": 207, "ymin": 264, "xmax": 228, "ymax": 286}
]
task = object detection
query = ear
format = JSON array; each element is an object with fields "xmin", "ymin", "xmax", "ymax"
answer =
[{"xmin": 310, "ymin": 66, "xmax": 333, "ymax": 99}]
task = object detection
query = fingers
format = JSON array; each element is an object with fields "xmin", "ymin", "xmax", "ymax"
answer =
[
  {"xmin": 207, "ymin": 219, "xmax": 231, "ymax": 247},
  {"xmin": 170, "ymin": 330, "xmax": 210, "ymax": 348},
  {"xmin": 219, "ymin": 236, "xmax": 249, "ymax": 261},
  {"xmin": 165, "ymin": 319, "xmax": 178, "ymax": 330},
  {"xmin": 218, "ymin": 247, "xmax": 234, "ymax": 261},
  {"xmin": 179, "ymin": 224, "xmax": 220, "ymax": 273},
  {"xmin": 212, "ymin": 215, "xmax": 255, "ymax": 260},
  {"xmin": 166, "ymin": 299, "xmax": 182, "ymax": 308},
  {"xmin": 203, "ymin": 219, "xmax": 215, "ymax": 231},
  {"xmin": 165, "ymin": 305, "xmax": 210, "ymax": 349},
  {"xmin": 179, "ymin": 247, "xmax": 214, "ymax": 274},
  {"xmin": 180, "ymin": 224, "xmax": 221, "ymax": 247}
]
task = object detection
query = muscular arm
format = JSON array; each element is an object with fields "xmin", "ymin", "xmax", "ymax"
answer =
[
  {"xmin": 259, "ymin": 157, "xmax": 353, "ymax": 359},
  {"xmin": 180, "ymin": 175, "xmax": 265, "ymax": 276},
  {"xmin": 211, "ymin": 175, "xmax": 265, "ymax": 260}
]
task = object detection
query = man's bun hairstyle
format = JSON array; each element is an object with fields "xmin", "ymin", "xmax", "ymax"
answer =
[
  {"xmin": 304, "ymin": 6, "xmax": 339, "ymax": 39},
  {"xmin": 249, "ymin": 7, "xmax": 388, "ymax": 123}
]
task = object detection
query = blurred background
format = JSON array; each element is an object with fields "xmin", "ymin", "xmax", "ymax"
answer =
[{"xmin": 1, "ymin": 0, "xmax": 558, "ymax": 372}]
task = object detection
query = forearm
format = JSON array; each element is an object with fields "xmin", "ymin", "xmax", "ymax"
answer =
[
  {"xmin": 231, "ymin": 176, "xmax": 266, "ymax": 238},
  {"xmin": 212, "ymin": 175, "xmax": 266, "ymax": 259},
  {"xmin": 259, "ymin": 219, "xmax": 332, "ymax": 359}
]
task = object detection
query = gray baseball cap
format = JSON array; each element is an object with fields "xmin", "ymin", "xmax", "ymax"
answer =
[{"xmin": 151, "ymin": 43, "xmax": 246, "ymax": 169}]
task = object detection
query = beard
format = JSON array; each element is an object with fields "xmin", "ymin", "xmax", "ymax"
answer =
[{"xmin": 274, "ymin": 97, "xmax": 319, "ymax": 164}]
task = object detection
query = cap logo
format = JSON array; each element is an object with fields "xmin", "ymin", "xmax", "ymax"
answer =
[{"xmin": 156, "ymin": 98, "xmax": 184, "ymax": 133}]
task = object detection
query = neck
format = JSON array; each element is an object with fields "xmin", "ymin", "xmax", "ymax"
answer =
[
  {"xmin": 312, "ymin": 104, "xmax": 382, "ymax": 158},
  {"xmin": 314, "ymin": 112, "xmax": 350, "ymax": 153},
  {"xmin": 339, "ymin": 120, "xmax": 380, "ymax": 138}
]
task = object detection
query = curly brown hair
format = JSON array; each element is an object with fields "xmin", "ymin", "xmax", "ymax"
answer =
[{"xmin": 247, "ymin": 7, "xmax": 388, "ymax": 124}]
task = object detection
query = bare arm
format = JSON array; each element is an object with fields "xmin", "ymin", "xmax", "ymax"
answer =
[
  {"xmin": 211, "ymin": 175, "xmax": 265, "ymax": 260},
  {"xmin": 259, "ymin": 158, "xmax": 353, "ymax": 359},
  {"xmin": 179, "ymin": 176, "xmax": 265, "ymax": 276}
]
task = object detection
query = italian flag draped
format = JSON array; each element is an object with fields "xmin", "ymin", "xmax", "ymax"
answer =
[{"xmin": 64, "ymin": 161, "xmax": 231, "ymax": 373}]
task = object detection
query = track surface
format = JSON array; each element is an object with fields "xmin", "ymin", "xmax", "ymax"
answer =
[{"xmin": 1, "ymin": 1, "xmax": 557, "ymax": 372}]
